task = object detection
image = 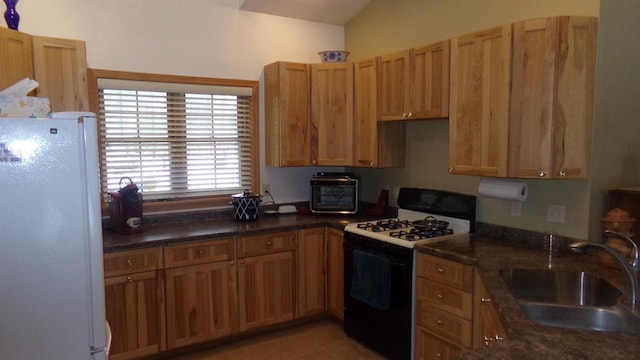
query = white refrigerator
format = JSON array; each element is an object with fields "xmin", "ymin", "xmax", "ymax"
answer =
[{"xmin": 0, "ymin": 112, "xmax": 108, "ymax": 359}]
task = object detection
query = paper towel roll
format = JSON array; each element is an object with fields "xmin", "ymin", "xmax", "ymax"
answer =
[{"xmin": 478, "ymin": 178, "xmax": 528, "ymax": 201}]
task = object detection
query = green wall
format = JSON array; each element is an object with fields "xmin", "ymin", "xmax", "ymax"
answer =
[{"xmin": 346, "ymin": 0, "xmax": 640, "ymax": 241}]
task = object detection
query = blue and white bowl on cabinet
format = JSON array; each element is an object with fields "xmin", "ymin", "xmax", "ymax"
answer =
[{"xmin": 318, "ymin": 50, "xmax": 350, "ymax": 62}]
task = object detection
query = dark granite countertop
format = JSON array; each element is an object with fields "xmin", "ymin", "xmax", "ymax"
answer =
[
  {"xmin": 416, "ymin": 234, "xmax": 640, "ymax": 360},
  {"xmin": 102, "ymin": 213, "xmax": 371, "ymax": 252}
]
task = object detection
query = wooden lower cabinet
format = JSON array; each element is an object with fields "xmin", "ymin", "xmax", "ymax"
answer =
[
  {"xmin": 326, "ymin": 228, "xmax": 344, "ymax": 320},
  {"xmin": 165, "ymin": 261, "xmax": 238, "ymax": 349},
  {"xmin": 297, "ymin": 228, "xmax": 327, "ymax": 317},
  {"xmin": 415, "ymin": 326, "xmax": 467, "ymax": 360},
  {"xmin": 103, "ymin": 248, "xmax": 165, "ymax": 360},
  {"xmin": 104, "ymin": 228, "xmax": 342, "ymax": 358},
  {"xmin": 238, "ymin": 250, "xmax": 296, "ymax": 331},
  {"xmin": 473, "ymin": 269, "xmax": 507, "ymax": 348},
  {"xmin": 415, "ymin": 253, "xmax": 506, "ymax": 359}
]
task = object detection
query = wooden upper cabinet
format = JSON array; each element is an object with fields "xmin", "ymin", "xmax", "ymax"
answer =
[
  {"xmin": 264, "ymin": 61, "xmax": 311, "ymax": 166},
  {"xmin": 508, "ymin": 16, "xmax": 597, "ymax": 179},
  {"xmin": 0, "ymin": 27, "xmax": 33, "ymax": 91},
  {"xmin": 354, "ymin": 58, "xmax": 405, "ymax": 168},
  {"xmin": 377, "ymin": 40, "xmax": 450, "ymax": 121},
  {"xmin": 449, "ymin": 25, "xmax": 512, "ymax": 177},
  {"xmin": 378, "ymin": 49, "xmax": 410, "ymax": 120},
  {"xmin": 32, "ymin": 35, "xmax": 88, "ymax": 112},
  {"xmin": 411, "ymin": 40, "xmax": 450, "ymax": 119},
  {"xmin": 310, "ymin": 63, "xmax": 354, "ymax": 166}
]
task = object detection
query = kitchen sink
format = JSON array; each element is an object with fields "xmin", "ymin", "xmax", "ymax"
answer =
[
  {"xmin": 499, "ymin": 268, "xmax": 640, "ymax": 334},
  {"xmin": 519, "ymin": 303, "xmax": 640, "ymax": 335},
  {"xmin": 499, "ymin": 268, "xmax": 622, "ymax": 307}
]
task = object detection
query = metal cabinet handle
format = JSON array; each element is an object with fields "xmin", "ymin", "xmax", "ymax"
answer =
[
  {"xmin": 539, "ymin": 171, "xmax": 547, "ymax": 177},
  {"xmin": 127, "ymin": 276, "xmax": 133, "ymax": 283},
  {"xmin": 481, "ymin": 297, "xmax": 492, "ymax": 303},
  {"xmin": 126, "ymin": 260, "xmax": 133, "ymax": 266},
  {"xmin": 266, "ymin": 241, "xmax": 273, "ymax": 248}
]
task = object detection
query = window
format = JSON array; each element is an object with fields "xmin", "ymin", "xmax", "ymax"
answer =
[{"xmin": 88, "ymin": 69, "xmax": 259, "ymax": 213}]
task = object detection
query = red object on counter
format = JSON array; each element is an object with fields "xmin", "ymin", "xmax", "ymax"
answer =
[{"xmin": 365, "ymin": 189, "xmax": 389, "ymax": 216}]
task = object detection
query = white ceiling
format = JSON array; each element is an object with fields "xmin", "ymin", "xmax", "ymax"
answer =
[{"xmin": 239, "ymin": 0, "xmax": 371, "ymax": 25}]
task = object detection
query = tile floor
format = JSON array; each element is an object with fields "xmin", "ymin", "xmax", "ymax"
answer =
[{"xmin": 168, "ymin": 319, "xmax": 385, "ymax": 360}]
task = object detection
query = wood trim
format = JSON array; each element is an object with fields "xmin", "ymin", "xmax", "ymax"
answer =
[{"xmin": 87, "ymin": 68, "xmax": 260, "ymax": 215}]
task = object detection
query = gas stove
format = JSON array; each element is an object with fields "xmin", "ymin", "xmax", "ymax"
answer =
[{"xmin": 344, "ymin": 188, "xmax": 477, "ymax": 248}]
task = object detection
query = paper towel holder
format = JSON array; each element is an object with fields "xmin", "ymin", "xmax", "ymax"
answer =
[{"xmin": 478, "ymin": 178, "xmax": 528, "ymax": 202}]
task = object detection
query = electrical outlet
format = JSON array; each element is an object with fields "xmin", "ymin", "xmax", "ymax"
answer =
[
  {"xmin": 510, "ymin": 201, "xmax": 521, "ymax": 216},
  {"xmin": 547, "ymin": 205, "xmax": 566, "ymax": 223},
  {"xmin": 262, "ymin": 183, "xmax": 271, "ymax": 194}
]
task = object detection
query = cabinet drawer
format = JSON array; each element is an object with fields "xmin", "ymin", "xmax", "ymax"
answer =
[
  {"xmin": 164, "ymin": 238, "xmax": 235, "ymax": 268},
  {"xmin": 416, "ymin": 302, "xmax": 472, "ymax": 348},
  {"xmin": 415, "ymin": 326, "xmax": 467, "ymax": 360},
  {"xmin": 239, "ymin": 231, "xmax": 296, "ymax": 257},
  {"xmin": 416, "ymin": 253, "xmax": 473, "ymax": 291},
  {"xmin": 416, "ymin": 277, "xmax": 473, "ymax": 319},
  {"xmin": 104, "ymin": 247, "xmax": 163, "ymax": 277}
]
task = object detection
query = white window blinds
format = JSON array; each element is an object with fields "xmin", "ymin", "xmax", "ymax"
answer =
[{"xmin": 97, "ymin": 79, "xmax": 255, "ymax": 203}]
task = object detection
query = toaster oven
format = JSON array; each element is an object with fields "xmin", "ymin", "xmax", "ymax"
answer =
[{"xmin": 310, "ymin": 172, "xmax": 358, "ymax": 214}]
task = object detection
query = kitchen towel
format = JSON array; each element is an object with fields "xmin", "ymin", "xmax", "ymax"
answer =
[
  {"xmin": 350, "ymin": 249, "xmax": 391, "ymax": 310},
  {"xmin": 478, "ymin": 178, "xmax": 528, "ymax": 202}
]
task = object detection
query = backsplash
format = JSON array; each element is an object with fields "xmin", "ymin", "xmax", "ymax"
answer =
[{"xmin": 476, "ymin": 222, "xmax": 578, "ymax": 251}]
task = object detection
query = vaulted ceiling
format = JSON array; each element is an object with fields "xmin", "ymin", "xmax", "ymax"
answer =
[{"xmin": 238, "ymin": 0, "xmax": 371, "ymax": 25}]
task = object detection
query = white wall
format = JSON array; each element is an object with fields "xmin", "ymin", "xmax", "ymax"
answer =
[{"xmin": 13, "ymin": 0, "xmax": 345, "ymax": 204}]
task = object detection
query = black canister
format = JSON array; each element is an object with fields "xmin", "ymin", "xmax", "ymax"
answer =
[
  {"xmin": 109, "ymin": 177, "xmax": 143, "ymax": 233},
  {"xmin": 230, "ymin": 190, "xmax": 261, "ymax": 221}
]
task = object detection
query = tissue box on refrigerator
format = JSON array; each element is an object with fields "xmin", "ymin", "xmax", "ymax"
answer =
[{"xmin": 0, "ymin": 94, "xmax": 51, "ymax": 118}]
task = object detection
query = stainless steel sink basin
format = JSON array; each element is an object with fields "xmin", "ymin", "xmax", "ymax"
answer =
[
  {"xmin": 499, "ymin": 268, "xmax": 622, "ymax": 307},
  {"xmin": 499, "ymin": 268, "xmax": 640, "ymax": 334},
  {"xmin": 519, "ymin": 303, "xmax": 640, "ymax": 335}
]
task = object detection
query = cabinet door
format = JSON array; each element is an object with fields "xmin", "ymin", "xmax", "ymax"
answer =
[
  {"xmin": 473, "ymin": 271, "xmax": 507, "ymax": 349},
  {"xmin": 377, "ymin": 49, "xmax": 410, "ymax": 121},
  {"xmin": 165, "ymin": 261, "xmax": 238, "ymax": 349},
  {"xmin": 238, "ymin": 251, "xmax": 295, "ymax": 331},
  {"xmin": 297, "ymin": 228, "xmax": 326, "ymax": 317},
  {"xmin": 411, "ymin": 40, "xmax": 450, "ymax": 119},
  {"xmin": 449, "ymin": 25, "xmax": 511, "ymax": 177},
  {"xmin": 310, "ymin": 63, "xmax": 354, "ymax": 166},
  {"xmin": 415, "ymin": 326, "xmax": 466, "ymax": 360},
  {"xmin": 104, "ymin": 271, "xmax": 165, "ymax": 360},
  {"xmin": 0, "ymin": 27, "xmax": 33, "ymax": 91},
  {"xmin": 509, "ymin": 16, "xmax": 596, "ymax": 179},
  {"xmin": 32, "ymin": 35, "xmax": 88, "ymax": 112},
  {"xmin": 326, "ymin": 228, "xmax": 344, "ymax": 320},
  {"xmin": 264, "ymin": 61, "xmax": 310, "ymax": 166},
  {"xmin": 354, "ymin": 58, "xmax": 405, "ymax": 168}
]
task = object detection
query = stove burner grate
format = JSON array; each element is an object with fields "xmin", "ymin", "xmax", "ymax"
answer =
[{"xmin": 357, "ymin": 219, "xmax": 411, "ymax": 232}]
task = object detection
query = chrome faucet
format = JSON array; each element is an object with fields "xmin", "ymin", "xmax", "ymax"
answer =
[{"xmin": 569, "ymin": 230, "xmax": 639, "ymax": 309}]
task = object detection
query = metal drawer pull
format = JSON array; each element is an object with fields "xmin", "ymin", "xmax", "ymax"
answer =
[
  {"xmin": 126, "ymin": 260, "xmax": 133, "ymax": 266},
  {"xmin": 436, "ymin": 320, "xmax": 443, "ymax": 325},
  {"xmin": 437, "ymin": 268, "xmax": 444, "ymax": 273},
  {"xmin": 266, "ymin": 241, "xmax": 273, "ymax": 247},
  {"xmin": 127, "ymin": 276, "xmax": 133, "ymax": 283},
  {"xmin": 481, "ymin": 297, "xmax": 492, "ymax": 303}
]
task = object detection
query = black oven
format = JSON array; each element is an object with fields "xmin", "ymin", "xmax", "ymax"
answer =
[{"xmin": 343, "ymin": 231, "xmax": 413, "ymax": 360}]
